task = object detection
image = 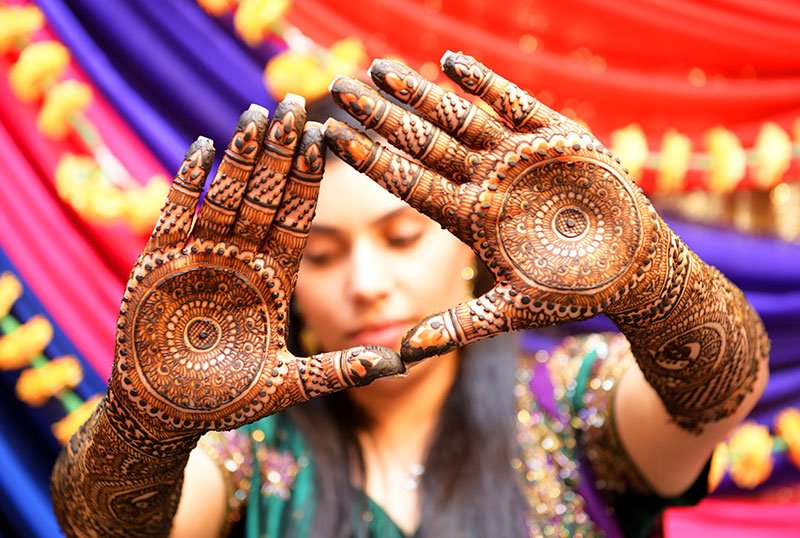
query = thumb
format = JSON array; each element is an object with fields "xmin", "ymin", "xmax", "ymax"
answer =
[
  {"xmin": 290, "ymin": 346, "xmax": 405, "ymax": 401},
  {"xmin": 401, "ymin": 288, "xmax": 511, "ymax": 363}
]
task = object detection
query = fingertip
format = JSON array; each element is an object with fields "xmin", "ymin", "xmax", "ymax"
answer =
[
  {"xmin": 353, "ymin": 346, "xmax": 405, "ymax": 384},
  {"xmin": 283, "ymin": 93, "xmax": 306, "ymax": 107}
]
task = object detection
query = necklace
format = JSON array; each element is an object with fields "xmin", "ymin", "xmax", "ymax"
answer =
[{"xmin": 401, "ymin": 463, "xmax": 426, "ymax": 491}]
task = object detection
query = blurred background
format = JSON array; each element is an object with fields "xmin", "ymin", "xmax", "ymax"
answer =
[{"xmin": 0, "ymin": 0, "xmax": 799, "ymax": 536}]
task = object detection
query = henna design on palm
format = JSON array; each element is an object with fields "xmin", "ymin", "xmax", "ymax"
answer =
[
  {"xmin": 113, "ymin": 100, "xmax": 403, "ymax": 447},
  {"xmin": 325, "ymin": 52, "xmax": 768, "ymax": 433},
  {"xmin": 51, "ymin": 98, "xmax": 404, "ymax": 537}
]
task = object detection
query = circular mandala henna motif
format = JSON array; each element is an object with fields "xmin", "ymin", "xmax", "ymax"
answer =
[
  {"xmin": 497, "ymin": 159, "xmax": 642, "ymax": 292},
  {"xmin": 132, "ymin": 267, "xmax": 268, "ymax": 412}
]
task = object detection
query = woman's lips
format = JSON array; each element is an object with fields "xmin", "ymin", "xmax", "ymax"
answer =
[{"xmin": 348, "ymin": 320, "xmax": 415, "ymax": 349}]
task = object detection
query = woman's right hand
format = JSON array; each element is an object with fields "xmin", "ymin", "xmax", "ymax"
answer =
[{"xmin": 107, "ymin": 96, "xmax": 404, "ymax": 454}]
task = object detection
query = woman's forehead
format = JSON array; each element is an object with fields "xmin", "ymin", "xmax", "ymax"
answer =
[{"xmin": 313, "ymin": 160, "xmax": 410, "ymax": 227}]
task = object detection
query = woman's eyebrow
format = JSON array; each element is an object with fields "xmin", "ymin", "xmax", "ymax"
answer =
[{"xmin": 370, "ymin": 206, "xmax": 418, "ymax": 226}]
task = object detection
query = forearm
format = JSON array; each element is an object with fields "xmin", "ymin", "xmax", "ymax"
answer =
[
  {"xmin": 51, "ymin": 390, "xmax": 199, "ymax": 538},
  {"xmin": 606, "ymin": 214, "xmax": 770, "ymax": 434}
]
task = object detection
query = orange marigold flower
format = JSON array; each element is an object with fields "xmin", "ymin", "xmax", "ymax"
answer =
[
  {"xmin": 37, "ymin": 80, "xmax": 92, "ymax": 139},
  {"xmin": 0, "ymin": 272, "xmax": 23, "ymax": 319},
  {"xmin": 727, "ymin": 421, "xmax": 774, "ymax": 489},
  {"xmin": 0, "ymin": 6, "xmax": 45, "ymax": 54},
  {"xmin": 776, "ymin": 408, "xmax": 800, "ymax": 470},
  {"xmin": 0, "ymin": 316, "xmax": 53, "ymax": 369},
  {"xmin": 197, "ymin": 0, "xmax": 237, "ymax": 16},
  {"xmin": 52, "ymin": 394, "xmax": 102, "ymax": 445},
  {"xmin": 16, "ymin": 355, "xmax": 83, "ymax": 406},
  {"xmin": 234, "ymin": 0, "xmax": 290, "ymax": 45},
  {"xmin": 9, "ymin": 40, "xmax": 70, "ymax": 102},
  {"xmin": 708, "ymin": 442, "xmax": 729, "ymax": 492}
]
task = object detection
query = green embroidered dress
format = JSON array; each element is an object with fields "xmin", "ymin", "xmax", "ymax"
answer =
[{"xmin": 200, "ymin": 334, "xmax": 709, "ymax": 538}]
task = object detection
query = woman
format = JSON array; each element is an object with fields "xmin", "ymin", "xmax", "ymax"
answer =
[{"xmin": 51, "ymin": 52, "xmax": 769, "ymax": 538}]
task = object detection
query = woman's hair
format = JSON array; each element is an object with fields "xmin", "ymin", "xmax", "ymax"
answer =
[{"xmin": 283, "ymin": 98, "xmax": 527, "ymax": 537}]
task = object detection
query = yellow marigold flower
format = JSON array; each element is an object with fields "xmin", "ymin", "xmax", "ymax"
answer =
[
  {"xmin": 265, "ymin": 50, "xmax": 330, "ymax": 101},
  {"xmin": 52, "ymin": 394, "xmax": 102, "ymax": 445},
  {"xmin": 37, "ymin": 80, "xmax": 92, "ymax": 140},
  {"xmin": 708, "ymin": 442, "xmax": 729, "ymax": 492},
  {"xmin": 0, "ymin": 6, "xmax": 45, "ymax": 54},
  {"xmin": 10, "ymin": 40, "xmax": 71, "ymax": 102},
  {"xmin": 776, "ymin": 407, "xmax": 800, "ymax": 470},
  {"xmin": 16, "ymin": 355, "xmax": 83, "ymax": 406},
  {"xmin": 753, "ymin": 122, "xmax": 792, "ymax": 189},
  {"xmin": 727, "ymin": 421, "xmax": 773, "ymax": 489},
  {"xmin": 610, "ymin": 124, "xmax": 648, "ymax": 180},
  {"xmin": 656, "ymin": 130, "xmax": 692, "ymax": 192},
  {"xmin": 0, "ymin": 316, "xmax": 53, "ymax": 370},
  {"xmin": 36, "ymin": 80, "xmax": 92, "ymax": 140},
  {"xmin": 197, "ymin": 0, "xmax": 237, "ymax": 16},
  {"xmin": 124, "ymin": 176, "xmax": 169, "ymax": 234},
  {"xmin": 705, "ymin": 126, "xmax": 746, "ymax": 193},
  {"xmin": 55, "ymin": 153, "xmax": 121, "ymax": 221},
  {"xmin": 0, "ymin": 272, "xmax": 23, "ymax": 319},
  {"xmin": 328, "ymin": 37, "xmax": 367, "ymax": 75},
  {"xmin": 234, "ymin": 0, "xmax": 290, "ymax": 46}
]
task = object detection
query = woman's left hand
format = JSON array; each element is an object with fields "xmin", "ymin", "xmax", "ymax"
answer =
[{"xmin": 325, "ymin": 51, "xmax": 661, "ymax": 362}]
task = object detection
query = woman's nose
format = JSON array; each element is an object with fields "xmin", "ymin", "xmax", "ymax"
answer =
[{"xmin": 347, "ymin": 239, "xmax": 391, "ymax": 305}]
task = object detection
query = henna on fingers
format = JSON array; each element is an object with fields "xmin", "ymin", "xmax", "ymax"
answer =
[
  {"xmin": 51, "ymin": 102, "xmax": 404, "ymax": 537},
  {"xmin": 325, "ymin": 51, "xmax": 768, "ymax": 434}
]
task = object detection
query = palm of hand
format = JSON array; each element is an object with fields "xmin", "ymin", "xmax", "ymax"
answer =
[
  {"xmin": 109, "ymin": 103, "xmax": 402, "ymax": 447},
  {"xmin": 326, "ymin": 52, "xmax": 659, "ymax": 360}
]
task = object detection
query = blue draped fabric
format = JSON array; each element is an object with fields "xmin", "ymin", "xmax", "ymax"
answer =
[
  {"xmin": 0, "ymin": 247, "xmax": 106, "ymax": 538},
  {"xmin": 1, "ymin": 1, "xmax": 798, "ymax": 536},
  {"xmin": 36, "ymin": 0, "xmax": 277, "ymax": 170}
]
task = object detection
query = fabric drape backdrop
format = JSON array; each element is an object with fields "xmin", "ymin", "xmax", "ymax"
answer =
[{"xmin": 0, "ymin": 1, "xmax": 798, "ymax": 536}]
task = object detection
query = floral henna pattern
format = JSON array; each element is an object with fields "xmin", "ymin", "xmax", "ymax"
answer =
[
  {"xmin": 51, "ymin": 107, "xmax": 403, "ymax": 537},
  {"xmin": 325, "ymin": 51, "xmax": 768, "ymax": 434}
]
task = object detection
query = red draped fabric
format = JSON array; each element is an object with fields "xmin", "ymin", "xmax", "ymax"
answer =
[
  {"xmin": 288, "ymin": 0, "xmax": 800, "ymax": 144},
  {"xmin": 0, "ymin": 38, "xmax": 166, "ymax": 377}
]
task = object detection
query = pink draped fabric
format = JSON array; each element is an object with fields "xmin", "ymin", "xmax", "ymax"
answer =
[
  {"xmin": 665, "ymin": 497, "xmax": 800, "ymax": 538},
  {"xmin": 0, "ymin": 42, "xmax": 167, "ymax": 377}
]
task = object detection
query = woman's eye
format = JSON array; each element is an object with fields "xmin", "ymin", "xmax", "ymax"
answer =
[
  {"xmin": 387, "ymin": 231, "xmax": 423, "ymax": 248},
  {"xmin": 304, "ymin": 250, "xmax": 339, "ymax": 266}
]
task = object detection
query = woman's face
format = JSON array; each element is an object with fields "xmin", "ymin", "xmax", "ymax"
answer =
[{"xmin": 294, "ymin": 159, "xmax": 474, "ymax": 354}]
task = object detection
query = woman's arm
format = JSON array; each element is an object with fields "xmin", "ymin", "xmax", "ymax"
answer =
[
  {"xmin": 322, "ymin": 51, "xmax": 769, "ymax": 495},
  {"xmin": 50, "ymin": 100, "xmax": 403, "ymax": 537}
]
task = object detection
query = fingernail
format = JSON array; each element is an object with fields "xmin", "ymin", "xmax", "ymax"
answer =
[
  {"xmin": 322, "ymin": 117, "xmax": 343, "ymax": 133},
  {"xmin": 328, "ymin": 74, "xmax": 348, "ymax": 93},
  {"xmin": 440, "ymin": 49, "xmax": 457, "ymax": 65},
  {"xmin": 248, "ymin": 103, "xmax": 270, "ymax": 115},
  {"xmin": 284, "ymin": 93, "xmax": 306, "ymax": 106},
  {"xmin": 401, "ymin": 316, "xmax": 457, "ymax": 363}
]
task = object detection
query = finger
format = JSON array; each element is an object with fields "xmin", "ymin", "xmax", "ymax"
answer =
[
  {"xmin": 329, "ymin": 76, "xmax": 480, "ymax": 182},
  {"xmin": 235, "ymin": 95, "xmax": 307, "ymax": 251},
  {"xmin": 147, "ymin": 136, "xmax": 215, "ymax": 250},
  {"xmin": 440, "ymin": 50, "xmax": 562, "ymax": 132},
  {"xmin": 368, "ymin": 59, "xmax": 508, "ymax": 151},
  {"xmin": 401, "ymin": 287, "xmax": 511, "ymax": 363},
  {"xmin": 324, "ymin": 119, "xmax": 473, "ymax": 241},
  {"xmin": 263, "ymin": 123, "xmax": 325, "ymax": 271},
  {"xmin": 194, "ymin": 104, "xmax": 270, "ymax": 242},
  {"xmin": 290, "ymin": 346, "xmax": 405, "ymax": 400}
]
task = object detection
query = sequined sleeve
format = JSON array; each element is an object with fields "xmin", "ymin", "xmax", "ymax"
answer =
[
  {"xmin": 197, "ymin": 430, "xmax": 256, "ymax": 532},
  {"xmin": 547, "ymin": 333, "xmax": 652, "ymax": 496}
]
